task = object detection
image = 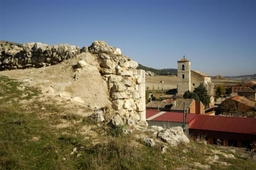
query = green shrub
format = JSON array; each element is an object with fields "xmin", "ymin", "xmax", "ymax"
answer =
[{"xmin": 109, "ymin": 125, "xmax": 124, "ymax": 137}]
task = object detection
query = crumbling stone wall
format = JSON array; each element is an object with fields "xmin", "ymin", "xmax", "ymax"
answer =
[
  {"xmin": 0, "ymin": 40, "xmax": 146, "ymax": 126},
  {"xmin": 0, "ymin": 41, "xmax": 80, "ymax": 70},
  {"xmin": 87, "ymin": 41, "xmax": 146, "ymax": 125}
]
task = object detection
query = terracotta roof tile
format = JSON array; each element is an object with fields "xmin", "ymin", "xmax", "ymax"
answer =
[{"xmin": 231, "ymin": 95, "xmax": 256, "ymax": 107}]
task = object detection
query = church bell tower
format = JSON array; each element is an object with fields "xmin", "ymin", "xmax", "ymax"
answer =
[{"xmin": 177, "ymin": 55, "xmax": 191, "ymax": 95}]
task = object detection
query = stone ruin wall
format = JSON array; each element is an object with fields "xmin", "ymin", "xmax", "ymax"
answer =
[
  {"xmin": 0, "ymin": 40, "xmax": 146, "ymax": 126},
  {"xmin": 0, "ymin": 40, "xmax": 81, "ymax": 69}
]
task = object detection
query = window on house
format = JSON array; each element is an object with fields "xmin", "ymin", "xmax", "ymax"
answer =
[
  {"xmin": 182, "ymin": 74, "xmax": 185, "ymax": 79},
  {"xmin": 182, "ymin": 64, "xmax": 185, "ymax": 70}
]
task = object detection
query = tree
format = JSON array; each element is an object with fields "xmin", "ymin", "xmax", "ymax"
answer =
[
  {"xmin": 215, "ymin": 85, "xmax": 226, "ymax": 98},
  {"xmin": 183, "ymin": 90, "xmax": 191, "ymax": 98},
  {"xmin": 193, "ymin": 83, "xmax": 210, "ymax": 108},
  {"xmin": 183, "ymin": 90, "xmax": 199, "ymax": 101},
  {"xmin": 184, "ymin": 83, "xmax": 210, "ymax": 108}
]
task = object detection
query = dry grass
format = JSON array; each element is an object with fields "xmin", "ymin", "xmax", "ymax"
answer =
[{"xmin": 1, "ymin": 75, "xmax": 256, "ymax": 170}]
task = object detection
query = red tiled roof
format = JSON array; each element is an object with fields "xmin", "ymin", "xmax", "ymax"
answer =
[
  {"xmin": 153, "ymin": 112, "xmax": 198, "ymax": 123},
  {"xmin": 146, "ymin": 110, "xmax": 197, "ymax": 123},
  {"xmin": 146, "ymin": 109, "xmax": 161, "ymax": 119},
  {"xmin": 231, "ymin": 95, "xmax": 256, "ymax": 107},
  {"xmin": 190, "ymin": 115, "xmax": 256, "ymax": 135}
]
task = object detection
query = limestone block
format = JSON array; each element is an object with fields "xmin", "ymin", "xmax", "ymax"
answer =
[
  {"xmin": 71, "ymin": 97, "xmax": 85, "ymax": 104},
  {"xmin": 133, "ymin": 113, "xmax": 141, "ymax": 121},
  {"xmin": 70, "ymin": 45, "xmax": 79, "ymax": 54},
  {"xmin": 80, "ymin": 46, "xmax": 88, "ymax": 53},
  {"xmin": 128, "ymin": 110, "xmax": 135, "ymax": 118},
  {"xmin": 41, "ymin": 86, "xmax": 55, "ymax": 95},
  {"xmin": 157, "ymin": 127, "xmax": 190, "ymax": 146},
  {"xmin": 127, "ymin": 98, "xmax": 136, "ymax": 108},
  {"xmin": 77, "ymin": 60, "xmax": 87, "ymax": 68},
  {"xmin": 99, "ymin": 53, "xmax": 110, "ymax": 59},
  {"xmin": 117, "ymin": 109, "xmax": 128, "ymax": 117},
  {"xmin": 123, "ymin": 100, "xmax": 133, "ymax": 111},
  {"xmin": 111, "ymin": 92, "xmax": 128, "ymax": 100},
  {"xmin": 132, "ymin": 91, "xmax": 140, "ymax": 99},
  {"xmin": 159, "ymin": 145, "xmax": 168, "ymax": 153},
  {"xmin": 23, "ymin": 43, "xmax": 34, "ymax": 53},
  {"xmin": 44, "ymin": 48, "xmax": 52, "ymax": 57},
  {"xmin": 58, "ymin": 91, "xmax": 72, "ymax": 100},
  {"xmin": 57, "ymin": 44, "xmax": 69, "ymax": 55},
  {"xmin": 136, "ymin": 100, "xmax": 145, "ymax": 112},
  {"xmin": 123, "ymin": 78, "xmax": 133, "ymax": 87},
  {"xmin": 90, "ymin": 109, "xmax": 105, "ymax": 122},
  {"xmin": 112, "ymin": 82, "xmax": 126, "ymax": 92},
  {"xmin": 100, "ymin": 59, "xmax": 115, "ymax": 69},
  {"xmin": 100, "ymin": 68, "xmax": 114, "ymax": 74},
  {"xmin": 88, "ymin": 41, "xmax": 114, "ymax": 54},
  {"xmin": 126, "ymin": 118, "xmax": 135, "ymax": 126},
  {"xmin": 143, "ymin": 138, "xmax": 155, "ymax": 147},
  {"xmin": 112, "ymin": 99, "xmax": 124, "ymax": 110},
  {"xmin": 123, "ymin": 60, "xmax": 138, "ymax": 69},
  {"xmin": 46, "ymin": 57, "xmax": 51, "ymax": 63},
  {"xmin": 13, "ymin": 57, "xmax": 19, "ymax": 65},
  {"xmin": 120, "ymin": 70, "xmax": 135, "ymax": 76},
  {"xmin": 7, "ymin": 49, "xmax": 19, "ymax": 57},
  {"xmin": 110, "ymin": 115, "xmax": 124, "ymax": 126},
  {"xmin": 113, "ymin": 48, "xmax": 122, "ymax": 55},
  {"xmin": 108, "ymin": 75, "xmax": 123, "ymax": 83},
  {"xmin": 151, "ymin": 125, "xmax": 164, "ymax": 132},
  {"xmin": 115, "ymin": 64, "xmax": 121, "ymax": 69}
]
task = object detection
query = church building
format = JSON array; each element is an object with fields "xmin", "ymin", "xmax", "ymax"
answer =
[{"xmin": 177, "ymin": 56, "xmax": 215, "ymax": 107}]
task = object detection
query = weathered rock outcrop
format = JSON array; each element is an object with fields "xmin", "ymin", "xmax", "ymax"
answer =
[{"xmin": 157, "ymin": 126, "xmax": 190, "ymax": 146}]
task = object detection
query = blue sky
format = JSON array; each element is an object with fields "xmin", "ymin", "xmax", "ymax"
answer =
[{"xmin": 1, "ymin": 0, "xmax": 255, "ymax": 76}]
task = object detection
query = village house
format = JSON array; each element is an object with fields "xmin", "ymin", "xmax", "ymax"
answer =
[
  {"xmin": 237, "ymin": 87, "xmax": 256, "ymax": 101},
  {"xmin": 220, "ymin": 95, "xmax": 256, "ymax": 116},
  {"xmin": 146, "ymin": 98, "xmax": 205, "ymax": 114},
  {"xmin": 227, "ymin": 82, "xmax": 255, "ymax": 94}
]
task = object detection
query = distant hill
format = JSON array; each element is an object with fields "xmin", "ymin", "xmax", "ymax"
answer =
[
  {"xmin": 212, "ymin": 75, "xmax": 226, "ymax": 80},
  {"xmin": 138, "ymin": 63, "xmax": 256, "ymax": 79},
  {"xmin": 137, "ymin": 64, "xmax": 177, "ymax": 75},
  {"xmin": 225, "ymin": 74, "xmax": 256, "ymax": 80}
]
